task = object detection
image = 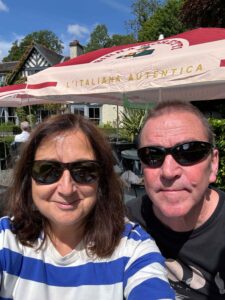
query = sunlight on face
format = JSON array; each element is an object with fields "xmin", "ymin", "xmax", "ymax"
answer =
[
  {"xmin": 140, "ymin": 111, "xmax": 219, "ymax": 226},
  {"xmin": 32, "ymin": 129, "xmax": 98, "ymax": 235}
]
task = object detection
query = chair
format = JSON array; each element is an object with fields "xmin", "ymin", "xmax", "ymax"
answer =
[
  {"xmin": 131, "ymin": 183, "xmax": 146, "ymax": 197},
  {"xmin": 112, "ymin": 149, "xmax": 124, "ymax": 174},
  {"xmin": 0, "ymin": 141, "xmax": 8, "ymax": 171},
  {"xmin": 9, "ymin": 142, "xmax": 23, "ymax": 164}
]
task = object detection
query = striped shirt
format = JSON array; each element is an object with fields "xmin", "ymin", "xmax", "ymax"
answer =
[{"xmin": 0, "ymin": 217, "xmax": 174, "ymax": 300}]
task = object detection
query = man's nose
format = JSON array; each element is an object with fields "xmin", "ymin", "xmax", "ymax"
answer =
[
  {"xmin": 160, "ymin": 154, "xmax": 182, "ymax": 180},
  {"xmin": 57, "ymin": 170, "xmax": 77, "ymax": 195}
]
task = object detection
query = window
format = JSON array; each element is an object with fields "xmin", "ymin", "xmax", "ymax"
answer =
[
  {"xmin": 73, "ymin": 107, "xmax": 84, "ymax": 116},
  {"xmin": 89, "ymin": 107, "xmax": 100, "ymax": 125}
]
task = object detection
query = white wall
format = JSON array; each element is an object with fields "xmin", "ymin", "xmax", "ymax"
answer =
[{"xmin": 101, "ymin": 104, "xmax": 124, "ymax": 127}]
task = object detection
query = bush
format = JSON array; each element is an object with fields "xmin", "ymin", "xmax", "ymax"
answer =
[
  {"xmin": 0, "ymin": 123, "xmax": 20, "ymax": 135},
  {"xmin": 209, "ymin": 118, "xmax": 225, "ymax": 190},
  {"xmin": 0, "ymin": 136, "xmax": 14, "ymax": 159}
]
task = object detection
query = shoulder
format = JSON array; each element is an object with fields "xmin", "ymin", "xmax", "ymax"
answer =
[
  {"xmin": 123, "ymin": 220, "xmax": 152, "ymax": 242},
  {"xmin": 210, "ymin": 187, "xmax": 225, "ymax": 211},
  {"xmin": 121, "ymin": 220, "xmax": 163, "ymax": 258},
  {"xmin": 0, "ymin": 216, "xmax": 18, "ymax": 248},
  {"xmin": 121, "ymin": 221, "xmax": 175, "ymax": 299},
  {"xmin": 218, "ymin": 188, "xmax": 225, "ymax": 200},
  {"xmin": 0, "ymin": 216, "xmax": 12, "ymax": 231}
]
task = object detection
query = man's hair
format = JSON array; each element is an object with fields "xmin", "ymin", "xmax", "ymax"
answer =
[
  {"xmin": 140, "ymin": 100, "xmax": 215, "ymax": 145},
  {"xmin": 20, "ymin": 121, "xmax": 31, "ymax": 132},
  {"xmin": 7, "ymin": 114, "xmax": 125, "ymax": 258}
]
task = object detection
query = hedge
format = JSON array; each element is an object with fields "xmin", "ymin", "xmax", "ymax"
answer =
[{"xmin": 209, "ymin": 119, "xmax": 225, "ymax": 190}]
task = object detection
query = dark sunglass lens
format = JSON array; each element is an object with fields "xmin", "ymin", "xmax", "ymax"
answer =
[
  {"xmin": 32, "ymin": 161, "xmax": 61, "ymax": 184},
  {"xmin": 174, "ymin": 142, "xmax": 212, "ymax": 165},
  {"xmin": 70, "ymin": 162, "xmax": 100, "ymax": 184},
  {"xmin": 138, "ymin": 147, "xmax": 165, "ymax": 168}
]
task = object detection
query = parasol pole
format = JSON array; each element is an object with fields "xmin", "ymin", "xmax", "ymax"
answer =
[{"xmin": 116, "ymin": 104, "xmax": 119, "ymax": 142}]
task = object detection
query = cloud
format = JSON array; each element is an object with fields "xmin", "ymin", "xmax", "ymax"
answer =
[
  {"xmin": 0, "ymin": 0, "xmax": 9, "ymax": 12},
  {"xmin": 0, "ymin": 40, "xmax": 12, "ymax": 61},
  {"xmin": 100, "ymin": 0, "xmax": 130, "ymax": 13},
  {"xmin": 67, "ymin": 24, "xmax": 90, "ymax": 39},
  {"xmin": 0, "ymin": 34, "xmax": 24, "ymax": 61}
]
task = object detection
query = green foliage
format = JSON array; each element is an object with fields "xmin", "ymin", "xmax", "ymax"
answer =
[
  {"xmin": 119, "ymin": 108, "xmax": 147, "ymax": 141},
  {"xmin": 181, "ymin": 0, "xmax": 225, "ymax": 28},
  {"xmin": 0, "ymin": 136, "xmax": 14, "ymax": 162},
  {"xmin": 3, "ymin": 30, "xmax": 63, "ymax": 62},
  {"xmin": 109, "ymin": 34, "xmax": 136, "ymax": 46},
  {"xmin": 0, "ymin": 122, "xmax": 20, "ymax": 134},
  {"xmin": 126, "ymin": 0, "xmax": 162, "ymax": 39},
  {"xmin": 139, "ymin": 0, "xmax": 186, "ymax": 41},
  {"xmin": 209, "ymin": 119, "xmax": 225, "ymax": 190},
  {"xmin": 84, "ymin": 25, "xmax": 137, "ymax": 53},
  {"xmin": 16, "ymin": 107, "xmax": 27, "ymax": 122},
  {"xmin": 85, "ymin": 25, "xmax": 111, "ymax": 53}
]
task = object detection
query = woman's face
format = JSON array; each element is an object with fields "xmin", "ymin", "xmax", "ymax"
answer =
[{"xmin": 32, "ymin": 129, "xmax": 98, "ymax": 236}]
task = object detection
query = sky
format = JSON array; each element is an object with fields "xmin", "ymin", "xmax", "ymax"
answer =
[{"xmin": 0, "ymin": 0, "xmax": 133, "ymax": 61}]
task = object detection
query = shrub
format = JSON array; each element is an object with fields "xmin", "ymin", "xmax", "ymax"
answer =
[
  {"xmin": 0, "ymin": 123, "xmax": 20, "ymax": 134},
  {"xmin": 119, "ymin": 108, "xmax": 147, "ymax": 142},
  {"xmin": 0, "ymin": 136, "xmax": 14, "ymax": 159},
  {"xmin": 209, "ymin": 118, "xmax": 225, "ymax": 191}
]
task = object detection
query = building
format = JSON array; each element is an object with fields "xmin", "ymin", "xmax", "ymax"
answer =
[{"xmin": 0, "ymin": 41, "xmax": 121, "ymax": 127}]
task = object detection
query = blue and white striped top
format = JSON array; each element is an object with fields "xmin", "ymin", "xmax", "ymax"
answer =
[{"xmin": 0, "ymin": 217, "xmax": 175, "ymax": 300}]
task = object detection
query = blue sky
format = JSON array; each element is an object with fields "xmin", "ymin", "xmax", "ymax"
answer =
[{"xmin": 0, "ymin": 0, "xmax": 133, "ymax": 61}]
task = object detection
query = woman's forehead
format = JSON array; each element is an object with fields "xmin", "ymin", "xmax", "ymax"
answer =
[{"xmin": 35, "ymin": 129, "xmax": 95, "ymax": 160}]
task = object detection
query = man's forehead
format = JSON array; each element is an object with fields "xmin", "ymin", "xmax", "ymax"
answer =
[{"xmin": 140, "ymin": 110, "xmax": 208, "ymax": 143}]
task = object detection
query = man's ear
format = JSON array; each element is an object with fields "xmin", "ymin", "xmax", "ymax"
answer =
[{"xmin": 209, "ymin": 149, "xmax": 219, "ymax": 183}]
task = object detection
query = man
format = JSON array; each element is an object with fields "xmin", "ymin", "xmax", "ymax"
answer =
[
  {"xmin": 14, "ymin": 121, "xmax": 31, "ymax": 142},
  {"xmin": 10, "ymin": 121, "xmax": 31, "ymax": 160},
  {"xmin": 126, "ymin": 100, "xmax": 225, "ymax": 299}
]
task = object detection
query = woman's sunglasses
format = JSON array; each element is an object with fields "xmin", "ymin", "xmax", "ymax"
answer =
[
  {"xmin": 138, "ymin": 141, "xmax": 213, "ymax": 168},
  {"xmin": 31, "ymin": 160, "xmax": 101, "ymax": 185}
]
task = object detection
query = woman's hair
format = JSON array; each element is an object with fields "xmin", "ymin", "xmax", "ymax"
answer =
[{"xmin": 6, "ymin": 114, "xmax": 125, "ymax": 257}]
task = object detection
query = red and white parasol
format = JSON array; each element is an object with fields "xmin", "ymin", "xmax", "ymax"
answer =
[{"xmin": 1, "ymin": 27, "xmax": 225, "ymax": 107}]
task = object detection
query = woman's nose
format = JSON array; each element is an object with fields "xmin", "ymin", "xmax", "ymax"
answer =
[{"xmin": 57, "ymin": 170, "xmax": 77, "ymax": 195}]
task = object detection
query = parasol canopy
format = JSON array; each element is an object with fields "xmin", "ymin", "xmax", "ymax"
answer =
[{"xmin": 1, "ymin": 27, "xmax": 225, "ymax": 107}]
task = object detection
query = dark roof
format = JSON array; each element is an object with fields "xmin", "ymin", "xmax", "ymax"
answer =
[
  {"xmin": 34, "ymin": 44, "xmax": 65, "ymax": 65},
  {"xmin": 5, "ymin": 43, "xmax": 67, "ymax": 84},
  {"xmin": 0, "ymin": 61, "xmax": 18, "ymax": 72}
]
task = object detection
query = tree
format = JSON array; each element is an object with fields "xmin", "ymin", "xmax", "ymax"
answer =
[
  {"xmin": 109, "ymin": 34, "xmax": 136, "ymax": 46},
  {"xmin": 3, "ymin": 30, "xmax": 63, "ymax": 62},
  {"xmin": 181, "ymin": 0, "xmax": 225, "ymax": 28},
  {"xmin": 138, "ymin": 0, "xmax": 186, "ymax": 41},
  {"xmin": 84, "ymin": 25, "xmax": 111, "ymax": 53},
  {"xmin": 126, "ymin": 0, "xmax": 162, "ymax": 39}
]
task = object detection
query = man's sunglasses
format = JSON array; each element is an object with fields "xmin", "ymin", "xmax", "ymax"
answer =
[
  {"xmin": 31, "ymin": 160, "xmax": 101, "ymax": 185},
  {"xmin": 138, "ymin": 141, "xmax": 213, "ymax": 168}
]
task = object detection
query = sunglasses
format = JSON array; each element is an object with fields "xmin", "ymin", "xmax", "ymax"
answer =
[
  {"xmin": 31, "ymin": 160, "xmax": 101, "ymax": 185},
  {"xmin": 138, "ymin": 141, "xmax": 213, "ymax": 168}
]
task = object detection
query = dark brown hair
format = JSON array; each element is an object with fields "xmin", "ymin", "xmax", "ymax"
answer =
[
  {"xmin": 7, "ymin": 114, "xmax": 125, "ymax": 257},
  {"xmin": 139, "ymin": 100, "xmax": 215, "ymax": 145}
]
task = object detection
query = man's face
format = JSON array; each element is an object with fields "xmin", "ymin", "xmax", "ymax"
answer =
[{"xmin": 140, "ymin": 111, "xmax": 218, "ymax": 224}]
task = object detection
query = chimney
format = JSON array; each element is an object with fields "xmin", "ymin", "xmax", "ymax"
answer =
[{"xmin": 69, "ymin": 40, "xmax": 84, "ymax": 58}]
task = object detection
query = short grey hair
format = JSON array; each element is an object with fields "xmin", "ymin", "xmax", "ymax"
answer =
[
  {"xmin": 140, "ymin": 100, "xmax": 215, "ymax": 145},
  {"xmin": 20, "ymin": 121, "xmax": 31, "ymax": 131}
]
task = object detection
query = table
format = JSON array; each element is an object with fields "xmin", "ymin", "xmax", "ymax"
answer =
[
  {"xmin": 121, "ymin": 149, "xmax": 138, "ymax": 160},
  {"xmin": 121, "ymin": 149, "xmax": 141, "ymax": 175}
]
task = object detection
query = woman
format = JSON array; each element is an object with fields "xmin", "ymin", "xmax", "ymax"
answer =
[{"xmin": 1, "ymin": 114, "xmax": 174, "ymax": 300}]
